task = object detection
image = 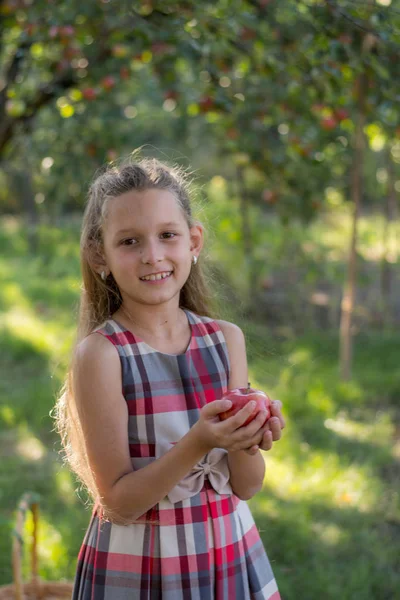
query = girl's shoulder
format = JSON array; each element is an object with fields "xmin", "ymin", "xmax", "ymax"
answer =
[
  {"xmin": 188, "ymin": 311, "xmax": 243, "ymax": 351},
  {"xmin": 195, "ymin": 313, "xmax": 244, "ymax": 341},
  {"xmin": 213, "ymin": 319, "xmax": 246, "ymax": 352},
  {"xmin": 76, "ymin": 327, "xmax": 119, "ymax": 358},
  {"xmin": 73, "ymin": 331, "xmax": 121, "ymax": 385},
  {"xmin": 89, "ymin": 319, "xmax": 127, "ymax": 348},
  {"xmin": 186, "ymin": 310, "xmax": 233, "ymax": 338},
  {"xmin": 213, "ymin": 318, "xmax": 243, "ymax": 337}
]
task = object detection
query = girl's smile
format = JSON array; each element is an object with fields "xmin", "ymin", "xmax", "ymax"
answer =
[{"xmin": 139, "ymin": 270, "xmax": 174, "ymax": 283}]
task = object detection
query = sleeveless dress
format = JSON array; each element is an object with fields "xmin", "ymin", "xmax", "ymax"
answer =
[{"xmin": 72, "ymin": 309, "xmax": 281, "ymax": 600}]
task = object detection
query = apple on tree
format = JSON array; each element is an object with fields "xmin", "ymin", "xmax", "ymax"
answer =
[
  {"xmin": 219, "ymin": 382, "xmax": 271, "ymax": 427},
  {"xmin": 82, "ymin": 88, "xmax": 97, "ymax": 101},
  {"xmin": 321, "ymin": 116, "xmax": 337, "ymax": 131},
  {"xmin": 101, "ymin": 76, "xmax": 116, "ymax": 91}
]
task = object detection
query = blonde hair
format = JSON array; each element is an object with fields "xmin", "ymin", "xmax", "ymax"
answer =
[{"xmin": 53, "ymin": 155, "xmax": 220, "ymax": 523}]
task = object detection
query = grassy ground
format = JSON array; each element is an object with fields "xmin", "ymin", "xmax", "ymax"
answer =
[{"xmin": 0, "ymin": 214, "xmax": 399, "ymax": 599}]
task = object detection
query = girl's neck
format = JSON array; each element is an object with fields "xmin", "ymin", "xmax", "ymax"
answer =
[{"xmin": 115, "ymin": 303, "xmax": 186, "ymax": 341}]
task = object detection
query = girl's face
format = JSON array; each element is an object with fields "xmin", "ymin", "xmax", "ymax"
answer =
[{"xmin": 101, "ymin": 188, "xmax": 203, "ymax": 308}]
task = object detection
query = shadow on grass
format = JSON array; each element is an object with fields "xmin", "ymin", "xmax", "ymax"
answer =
[
  {"xmin": 250, "ymin": 488, "xmax": 400, "ymax": 600},
  {"xmin": 244, "ymin": 320, "xmax": 400, "ymax": 472}
]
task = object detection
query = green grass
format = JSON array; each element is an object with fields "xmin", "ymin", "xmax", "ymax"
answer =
[
  {"xmin": 243, "ymin": 322, "xmax": 400, "ymax": 599},
  {"xmin": 0, "ymin": 216, "xmax": 399, "ymax": 599}
]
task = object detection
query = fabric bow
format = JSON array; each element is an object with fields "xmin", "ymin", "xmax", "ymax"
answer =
[{"xmin": 156, "ymin": 443, "xmax": 232, "ymax": 504}]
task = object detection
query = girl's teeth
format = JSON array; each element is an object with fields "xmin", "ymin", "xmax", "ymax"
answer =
[{"xmin": 141, "ymin": 271, "xmax": 171, "ymax": 281}]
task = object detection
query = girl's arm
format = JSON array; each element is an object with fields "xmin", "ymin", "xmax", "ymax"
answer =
[
  {"xmin": 216, "ymin": 320, "xmax": 276, "ymax": 501},
  {"xmin": 73, "ymin": 333, "xmax": 265, "ymax": 524}
]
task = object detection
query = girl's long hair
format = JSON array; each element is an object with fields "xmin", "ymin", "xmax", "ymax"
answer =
[{"xmin": 53, "ymin": 155, "xmax": 220, "ymax": 523}]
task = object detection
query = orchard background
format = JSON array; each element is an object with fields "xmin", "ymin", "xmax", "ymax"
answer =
[{"xmin": 0, "ymin": 1, "xmax": 399, "ymax": 598}]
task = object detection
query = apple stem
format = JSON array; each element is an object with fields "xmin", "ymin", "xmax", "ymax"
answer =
[{"xmin": 247, "ymin": 382, "xmax": 251, "ymax": 393}]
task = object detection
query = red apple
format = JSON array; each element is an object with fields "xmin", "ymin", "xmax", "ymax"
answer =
[
  {"xmin": 49, "ymin": 26, "xmax": 59, "ymax": 38},
  {"xmin": 321, "ymin": 116, "xmax": 337, "ymax": 131},
  {"xmin": 219, "ymin": 382, "xmax": 271, "ymax": 427},
  {"xmin": 120, "ymin": 67, "xmax": 130, "ymax": 80},
  {"xmin": 164, "ymin": 90, "xmax": 179, "ymax": 101},
  {"xmin": 338, "ymin": 34, "xmax": 352, "ymax": 45},
  {"xmin": 227, "ymin": 127, "xmax": 238, "ymax": 140},
  {"xmin": 101, "ymin": 76, "xmax": 116, "ymax": 91},
  {"xmin": 240, "ymin": 26, "xmax": 257, "ymax": 41},
  {"xmin": 60, "ymin": 25, "xmax": 75, "ymax": 37},
  {"xmin": 198, "ymin": 96, "xmax": 215, "ymax": 113},
  {"xmin": 151, "ymin": 42, "xmax": 171, "ymax": 55},
  {"xmin": 82, "ymin": 88, "xmax": 97, "ymax": 101},
  {"xmin": 334, "ymin": 108, "xmax": 349, "ymax": 122},
  {"xmin": 262, "ymin": 189, "xmax": 278, "ymax": 204}
]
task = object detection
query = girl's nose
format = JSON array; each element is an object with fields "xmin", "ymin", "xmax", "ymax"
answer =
[{"xmin": 140, "ymin": 240, "xmax": 164, "ymax": 264}]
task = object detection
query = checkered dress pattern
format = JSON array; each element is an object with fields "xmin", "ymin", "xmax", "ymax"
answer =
[{"xmin": 72, "ymin": 309, "xmax": 281, "ymax": 600}]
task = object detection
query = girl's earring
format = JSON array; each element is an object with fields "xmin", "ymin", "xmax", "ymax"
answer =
[
  {"xmin": 192, "ymin": 255, "xmax": 198, "ymax": 266},
  {"xmin": 101, "ymin": 271, "xmax": 107, "ymax": 281}
]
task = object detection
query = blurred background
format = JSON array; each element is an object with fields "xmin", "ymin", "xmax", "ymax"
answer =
[{"xmin": 0, "ymin": 1, "xmax": 399, "ymax": 598}]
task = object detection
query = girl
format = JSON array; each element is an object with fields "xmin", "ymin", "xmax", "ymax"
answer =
[{"xmin": 54, "ymin": 155, "xmax": 285, "ymax": 600}]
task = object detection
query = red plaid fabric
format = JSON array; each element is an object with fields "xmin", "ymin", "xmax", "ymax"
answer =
[{"xmin": 72, "ymin": 309, "xmax": 281, "ymax": 599}]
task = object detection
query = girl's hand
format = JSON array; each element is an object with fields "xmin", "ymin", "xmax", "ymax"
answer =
[
  {"xmin": 192, "ymin": 399, "xmax": 272, "ymax": 454},
  {"xmin": 244, "ymin": 399, "xmax": 286, "ymax": 455}
]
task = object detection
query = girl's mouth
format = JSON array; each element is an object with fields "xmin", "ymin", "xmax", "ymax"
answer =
[{"xmin": 139, "ymin": 270, "xmax": 173, "ymax": 284}]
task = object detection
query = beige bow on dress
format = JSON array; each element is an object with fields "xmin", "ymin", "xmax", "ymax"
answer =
[{"xmin": 156, "ymin": 444, "xmax": 233, "ymax": 504}]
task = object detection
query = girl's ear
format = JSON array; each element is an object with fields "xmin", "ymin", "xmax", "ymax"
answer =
[
  {"xmin": 85, "ymin": 241, "xmax": 109, "ymax": 276},
  {"xmin": 190, "ymin": 222, "xmax": 204, "ymax": 254}
]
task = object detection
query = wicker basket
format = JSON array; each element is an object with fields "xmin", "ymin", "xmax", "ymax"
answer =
[{"xmin": 0, "ymin": 492, "xmax": 74, "ymax": 600}]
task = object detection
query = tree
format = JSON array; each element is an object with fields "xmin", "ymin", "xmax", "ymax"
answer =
[{"xmin": 1, "ymin": 0, "xmax": 399, "ymax": 378}]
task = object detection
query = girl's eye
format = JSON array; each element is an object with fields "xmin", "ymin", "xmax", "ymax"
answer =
[{"xmin": 120, "ymin": 233, "xmax": 176, "ymax": 245}]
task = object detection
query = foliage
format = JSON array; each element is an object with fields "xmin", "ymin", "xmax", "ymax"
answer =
[{"xmin": 1, "ymin": 0, "xmax": 399, "ymax": 220}]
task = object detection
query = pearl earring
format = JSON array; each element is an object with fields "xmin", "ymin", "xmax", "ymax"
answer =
[
  {"xmin": 101, "ymin": 271, "xmax": 106, "ymax": 281},
  {"xmin": 192, "ymin": 255, "xmax": 198, "ymax": 265}
]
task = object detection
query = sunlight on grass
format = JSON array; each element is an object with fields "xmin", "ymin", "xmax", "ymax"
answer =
[
  {"xmin": 0, "ymin": 405, "xmax": 16, "ymax": 426},
  {"xmin": 1, "ymin": 309, "xmax": 59, "ymax": 353},
  {"xmin": 310, "ymin": 207, "xmax": 352, "ymax": 255},
  {"xmin": 308, "ymin": 384, "xmax": 335, "ymax": 413},
  {"xmin": 324, "ymin": 412, "xmax": 394, "ymax": 449},
  {"xmin": 336, "ymin": 381, "xmax": 363, "ymax": 404},
  {"xmin": 393, "ymin": 440, "xmax": 400, "ymax": 460},
  {"xmin": 286, "ymin": 348, "xmax": 312, "ymax": 367},
  {"xmin": 263, "ymin": 451, "xmax": 379, "ymax": 513},
  {"xmin": 54, "ymin": 469, "xmax": 76, "ymax": 506},
  {"xmin": 22, "ymin": 510, "xmax": 71, "ymax": 580},
  {"xmin": 311, "ymin": 522, "xmax": 347, "ymax": 547},
  {"xmin": 2, "ymin": 281, "xmax": 31, "ymax": 311},
  {"xmin": 16, "ymin": 430, "xmax": 46, "ymax": 461},
  {"xmin": 0, "ymin": 216, "xmax": 28, "ymax": 254},
  {"xmin": 0, "ymin": 307, "xmax": 76, "ymax": 370},
  {"xmin": 311, "ymin": 208, "xmax": 400, "ymax": 264},
  {"xmin": 0, "ymin": 261, "xmax": 17, "ymax": 281}
]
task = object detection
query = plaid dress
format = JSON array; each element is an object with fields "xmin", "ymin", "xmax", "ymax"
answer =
[{"xmin": 72, "ymin": 309, "xmax": 281, "ymax": 600}]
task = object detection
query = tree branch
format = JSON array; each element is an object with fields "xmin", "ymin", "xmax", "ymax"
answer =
[
  {"xmin": 0, "ymin": 38, "xmax": 114, "ymax": 156},
  {"xmin": 0, "ymin": 68, "xmax": 76, "ymax": 156},
  {"xmin": 0, "ymin": 40, "xmax": 33, "ymax": 113}
]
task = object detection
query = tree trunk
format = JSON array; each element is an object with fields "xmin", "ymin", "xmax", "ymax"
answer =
[
  {"xmin": 236, "ymin": 165, "xmax": 256, "ymax": 294},
  {"xmin": 380, "ymin": 150, "xmax": 397, "ymax": 328},
  {"xmin": 2, "ymin": 161, "xmax": 38, "ymax": 250},
  {"xmin": 339, "ymin": 73, "xmax": 367, "ymax": 381}
]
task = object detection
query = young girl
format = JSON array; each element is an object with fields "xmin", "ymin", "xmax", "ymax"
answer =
[{"xmin": 55, "ymin": 156, "xmax": 285, "ymax": 600}]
